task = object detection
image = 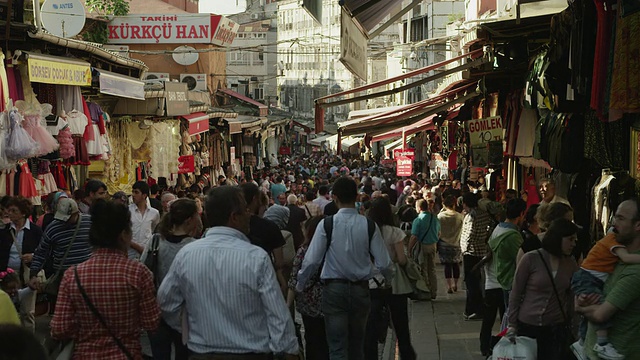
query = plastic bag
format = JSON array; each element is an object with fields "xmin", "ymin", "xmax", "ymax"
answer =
[{"xmin": 491, "ymin": 336, "xmax": 537, "ymax": 360}]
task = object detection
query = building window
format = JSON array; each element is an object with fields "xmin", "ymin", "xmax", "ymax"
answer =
[{"xmin": 229, "ymin": 51, "xmax": 250, "ymax": 65}]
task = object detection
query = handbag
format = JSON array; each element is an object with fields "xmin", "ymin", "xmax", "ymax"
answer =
[
  {"xmin": 42, "ymin": 220, "xmax": 81, "ymax": 298},
  {"xmin": 491, "ymin": 335, "xmax": 537, "ymax": 360},
  {"xmin": 536, "ymin": 250, "xmax": 577, "ymax": 359},
  {"xmin": 143, "ymin": 234, "xmax": 160, "ymax": 288},
  {"xmin": 74, "ymin": 266, "xmax": 134, "ymax": 360}
]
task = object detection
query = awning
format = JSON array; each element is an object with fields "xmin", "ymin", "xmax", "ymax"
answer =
[
  {"xmin": 342, "ymin": 0, "xmax": 422, "ymax": 39},
  {"xmin": 180, "ymin": 112, "xmax": 210, "ymax": 135},
  {"xmin": 24, "ymin": 52, "xmax": 91, "ymax": 86},
  {"xmin": 292, "ymin": 120, "xmax": 311, "ymax": 133},
  {"xmin": 384, "ymin": 135, "xmax": 416, "ymax": 151},
  {"xmin": 94, "ymin": 69, "xmax": 145, "ymax": 100},
  {"xmin": 372, "ymin": 106, "xmax": 461, "ymax": 142},
  {"xmin": 218, "ymin": 88, "xmax": 268, "ymax": 116},
  {"xmin": 325, "ymin": 135, "xmax": 363, "ymax": 150},
  {"xmin": 338, "ymin": 82, "xmax": 479, "ymax": 136},
  {"xmin": 308, "ymin": 134, "xmax": 334, "ymax": 146},
  {"xmin": 314, "ymin": 48, "xmax": 488, "ymax": 132},
  {"xmin": 347, "ymin": 105, "xmax": 407, "ymax": 120},
  {"xmin": 226, "ymin": 115, "xmax": 265, "ymax": 134}
]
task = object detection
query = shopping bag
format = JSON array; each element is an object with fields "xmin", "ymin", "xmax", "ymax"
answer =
[{"xmin": 491, "ymin": 336, "xmax": 537, "ymax": 360}]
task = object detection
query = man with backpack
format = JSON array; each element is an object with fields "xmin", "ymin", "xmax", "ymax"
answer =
[{"xmin": 296, "ymin": 176, "xmax": 393, "ymax": 360}]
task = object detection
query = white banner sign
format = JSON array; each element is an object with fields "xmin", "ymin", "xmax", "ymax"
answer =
[
  {"xmin": 339, "ymin": 8, "xmax": 367, "ymax": 81},
  {"xmin": 467, "ymin": 116, "xmax": 503, "ymax": 146},
  {"xmin": 107, "ymin": 14, "xmax": 238, "ymax": 46}
]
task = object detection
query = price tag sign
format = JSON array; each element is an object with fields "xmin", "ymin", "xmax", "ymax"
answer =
[
  {"xmin": 396, "ymin": 156, "xmax": 413, "ymax": 177},
  {"xmin": 467, "ymin": 116, "xmax": 503, "ymax": 146},
  {"xmin": 393, "ymin": 148, "xmax": 415, "ymax": 159}
]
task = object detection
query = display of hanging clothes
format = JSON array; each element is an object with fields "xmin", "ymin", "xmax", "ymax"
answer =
[
  {"xmin": 86, "ymin": 102, "xmax": 107, "ymax": 157},
  {"xmin": 17, "ymin": 102, "xmax": 59, "ymax": 156},
  {"xmin": 591, "ymin": 171, "xmax": 616, "ymax": 242},
  {"xmin": 591, "ymin": 0, "xmax": 617, "ymax": 120},
  {"xmin": 0, "ymin": 112, "xmax": 11, "ymax": 170},
  {"xmin": 55, "ymin": 118, "xmax": 74, "ymax": 159},
  {"xmin": 5, "ymin": 109, "xmax": 38, "ymax": 161},
  {"xmin": 56, "ymin": 85, "xmax": 84, "ymax": 116}
]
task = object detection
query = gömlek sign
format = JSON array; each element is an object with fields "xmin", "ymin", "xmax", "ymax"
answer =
[
  {"xmin": 107, "ymin": 14, "xmax": 239, "ymax": 46},
  {"xmin": 467, "ymin": 116, "xmax": 504, "ymax": 146}
]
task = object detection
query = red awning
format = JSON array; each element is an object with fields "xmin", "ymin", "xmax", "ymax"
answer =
[
  {"xmin": 218, "ymin": 88, "xmax": 268, "ymax": 116},
  {"xmin": 180, "ymin": 112, "xmax": 210, "ymax": 135},
  {"xmin": 371, "ymin": 107, "xmax": 461, "ymax": 142},
  {"xmin": 292, "ymin": 120, "xmax": 312, "ymax": 133}
]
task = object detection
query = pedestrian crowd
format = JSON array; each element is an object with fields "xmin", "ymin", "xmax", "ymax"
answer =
[{"xmin": 0, "ymin": 153, "xmax": 638, "ymax": 360}]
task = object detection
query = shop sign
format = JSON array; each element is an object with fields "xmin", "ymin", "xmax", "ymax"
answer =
[
  {"xmin": 178, "ymin": 155, "xmax": 195, "ymax": 173},
  {"xmin": 467, "ymin": 116, "xmax": 503, "ymax": 146},
  {"xmin": 107, "ymin": 14, "xmax": 238, "ymax": 46},
  {"xmin": 27, "ymin": 57, "xmax": 91, "ymax": 86},
  {"xmin": 381, "ymin": 159, "xmax": 395, "ymax": 168},
  {"xmin": 279, "ymin": 146, "xmax": 291, "ymax": 155},
  {"xmin": 339, "ymin": 8, "xmax": 367, "ymax": 81},
  {"xmin": 396, "ymin": 156, "xmax": 413, "ymax": 177},
  {"xmin": 393, "ymin": 148, "xmax": 415, "ymax": 159},
  {"xmin": 164, "ymin": 82, "xmax": 189, "ymax": 116}
]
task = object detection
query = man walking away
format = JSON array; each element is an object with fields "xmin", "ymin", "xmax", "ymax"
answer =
[
  {"xmin": 158, "ymin": 186, "xmax": 299, "ymax": 359},
  {"xmin": 460, "ymin": 193, "xmax": 494, "ymax": 320},
  {"xmin": 296, "ymin": 176, "xmax": 393, "ymax": 360},
  {"xmin": 409, "ymin": 199, "xmax": 441, "ymax": 300}
]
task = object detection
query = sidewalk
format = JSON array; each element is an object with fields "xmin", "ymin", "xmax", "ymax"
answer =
[{"xmin": 384, "ymin": 264, "xmax": 498, "ymax": 360}]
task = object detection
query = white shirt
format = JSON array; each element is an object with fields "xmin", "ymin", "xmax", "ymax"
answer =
[
  {"xmin": 158, "ymin": 226, "xmax": 298, "ymax": 355},
  {"xmin": 312, "ymin": 196, "xmax": 331, "ymax": 211},
  {"xmin": 8, "ymin": 219, "xmax": 30, "ymax": 270},
  {"xmin": 128, "ymin": 204, "xmax": 160, "ymax": 259}
]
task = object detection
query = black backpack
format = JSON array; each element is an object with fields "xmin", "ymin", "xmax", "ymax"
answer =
[{"xmin": 322, "ymin": 215, "xmax": 376, "ymax": 259}]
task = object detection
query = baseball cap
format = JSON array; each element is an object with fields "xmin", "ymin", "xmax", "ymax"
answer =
[{"xmin": 54, "ymin": 198, "xmax": 79, "ymax": 221}]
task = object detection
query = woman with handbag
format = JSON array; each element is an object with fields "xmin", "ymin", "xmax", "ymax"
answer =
[
  {"xmin": 51, "ymin": 199, "xmax": 160, "ymax": 359},
  {"xmin": 364, "ymin": 197, "xmax": 416, "ymax": 360},
  {"xmin": 506, "ymin": 218, "xmax": 579, "ymax": 359},
  {"xmin": 140, "ymin": 198, "xmax": 201, "ymax": 360}
]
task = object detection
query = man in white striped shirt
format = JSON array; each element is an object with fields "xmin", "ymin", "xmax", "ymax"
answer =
[{"xmin": 158, "ymin": 186, "xmax": 299, "ymax": 360}]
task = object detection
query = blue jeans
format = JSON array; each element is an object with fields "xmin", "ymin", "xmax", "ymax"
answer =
[
  {"xmin": 571, "ymin": 269, "xmax": 610, "ymax": 340},
  {"xmin": 322, "ymin": 281, "xmax": 371, "ymax": 360}
]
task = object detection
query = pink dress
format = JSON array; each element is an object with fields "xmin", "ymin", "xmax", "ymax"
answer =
[{"xmin": 22, "ymin": 114, "xmax": 59, "ymax": 156}]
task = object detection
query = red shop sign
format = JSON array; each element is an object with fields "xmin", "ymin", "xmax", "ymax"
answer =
[
  {"xmin": 393, "ymin": 148, "xmax": 415, "ymax": 159},
  {"xmin": 279, "ymin": 146, "xmax": 291, "ymax": 155},
  {"xmin": 178, "ymin": 155, "xmax": 195, "ymax": 174},
  {"xmin": 396, "ymin": 156, "xmax": 413, "ymax": 177}
]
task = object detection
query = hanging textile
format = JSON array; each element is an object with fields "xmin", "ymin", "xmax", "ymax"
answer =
[
  {"xmin": 149, "ymin": 120, "xmax": 180, "ymax": 179},
  {"xmin": 609, "ymin": 0, "xmax": 640, "ymax": 118},
  {"xmin": 5, "ymin": 109, "xmax": 38, "ymax": 161},
  {"xmin": 590, "ymin": 0, "xmax": 617, "ymax": 120}
]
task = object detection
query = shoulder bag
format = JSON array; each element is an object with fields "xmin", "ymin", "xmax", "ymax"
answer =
[
  {"xmin": 74, "ymin": 266, "xmax": 134, "ymax": 360},
  {"xmin": 42, "ymin": 219, "xmax": 82, "ymax": 298},
  {"xmin": 536, "ymin": 250, "xmax": 577, "ymax": 359},
  {"xmin": 142, "ymin": 234, "xmax": 160, "ymax": 288}
]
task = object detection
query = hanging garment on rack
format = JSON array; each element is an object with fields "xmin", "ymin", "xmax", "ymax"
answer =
[
  {"xmin": 0, "ymin": 112, "xmax": 11, "ymax": 170},
  {"xmin": 591, "ymin": 0, "xmax": 617, "ymax": 120},
  {"xmin": 17, "ymin": 160, "xmax": 37, "ymax": 198},
  {"xmin": 56, "ymin": 119, "xmax": 74, "ymax": 160},
  {"xmin": 5, "ymin": 109, "xmax": 38, "ymax": 161},
  {"xmin": 591, "ymin": 173, "xmax": 616, "ymax": 242},
  {"xmin": 525, "ymin": 174, "xmax": 541, "ymax": 207},
  {"xmin": 514, "ymin": 108, "xmax": 538, "ymax": 157},
  {"xmin": 609, "ymin": 2, "xmax": 640, "ymax": 119},
  {"xmin": 5, "ymin": 66, "xmax": 24, "ymax": 102},
  {"xmin": 86, "ymin": 123, "xmax": 107, "ymax": 156},
  {"xmin": 37, "ymin": 160, "xmax": 57, "ymax": 195},
  {"xmin": 56, "ymin": 85, "xmax": 83, "ymax": 116},
  {"xmin": 22, "ymin": 113, "xmax": 59, "ymax": 156},
  {"xmin": 51, "ymin": 162, "xmax": 67, "ymax": 190}
]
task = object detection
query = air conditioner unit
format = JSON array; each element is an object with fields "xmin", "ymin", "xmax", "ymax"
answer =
[
  {"xmin": 180, "ymin": 73, "xmax": 207, "ymax": 91},
  {"xmin": 251, "ymin": 13, "xmax": 260, "ymax": 20},
  {"xmin": 144, "ymin": 72, "xmax": 170, "ymax": 81}
]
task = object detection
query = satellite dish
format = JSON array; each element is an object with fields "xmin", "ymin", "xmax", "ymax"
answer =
[
  {"xmin": 40, "ymin": 0, "xmax": 86, "ymax": 38},
  {"xmin": 172, "ymin": 46, "xmax": 199, "ymax": 66}
]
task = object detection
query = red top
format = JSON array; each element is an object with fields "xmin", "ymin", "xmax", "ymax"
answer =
[{"xmin": 51, "ymin": 248, "xmax": 160, "ymax": 359}]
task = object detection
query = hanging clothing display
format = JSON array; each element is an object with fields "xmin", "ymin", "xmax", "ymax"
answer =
[
  {"xmin": 149, "ymin": 121, "xmax": 180, "ymax": 179},
  {"xmin": 5, "ymin": 109, "xmax": 38, "ymax": 161},
  {"xmin": 609, "ymin": 2, "xmax": 640, "ymax": 118},
  {"xmin": 16, "ymin": 101, "xmax": 59, "ymax": 156}
]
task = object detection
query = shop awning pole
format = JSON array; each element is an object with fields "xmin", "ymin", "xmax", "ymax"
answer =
[
  {"xmin": 337, "ymin": 130, "xmax": 342, "ymax": 154},
  {"xmin": 402, "ymin": 129, "xmax": 406, "ymax": 151}
]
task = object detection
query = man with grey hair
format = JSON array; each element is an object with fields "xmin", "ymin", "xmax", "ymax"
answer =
[
  {"xmin": 538, "ymin": 178, "xmax": 570, "ymax": 206},
  {"xmin": 161, "ymin": 192, "xmax": 177, "ymax": 215}
]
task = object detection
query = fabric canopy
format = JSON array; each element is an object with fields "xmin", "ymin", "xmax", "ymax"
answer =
[
  {"xmin": 218, "ymin": 88, "xmax": 268, "ymax": 116},
  {"xmin": 94, "ymin": 69, "xmax": 145, "ymax": 100}
]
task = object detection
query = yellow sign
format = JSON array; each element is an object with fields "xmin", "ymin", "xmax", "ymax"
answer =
[{"xmin": 28, "ymin": 58, "xmax": 92, "ymax": 86}]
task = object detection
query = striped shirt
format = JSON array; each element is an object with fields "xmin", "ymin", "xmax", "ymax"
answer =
[
  {"xmin": 157, "ymin": 226, "xmax": 299, "ymax": 355},
  {"xmin": 30, "ymin": 214, "xmax": 93, "ymax": 275}
]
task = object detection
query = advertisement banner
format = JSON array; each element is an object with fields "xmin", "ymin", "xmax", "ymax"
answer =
[
  {"xmin": 340, "ymin": 8, "xmax": 368, "ymax": 80},
  {"xmin": 393, "ymin": 148, "xmax": 415, "ymax": 159},
  {"xmin": 396, "ymin": 156, "xmax": 413, "ymax": 177},
  {"xmin": 178, "ymin": 155, "xmax": 195, "ymax": 174},
  {"xmin": 108, "ymin": 14, "xmax": 238, "ymax": 46},
  {"xmin": 27, "ymin": 58, "xmax": 91, "ymax": 86},
  {"xmin": 467, "ymin": 116, "xmax": 503, "ymax": 146},
  {"xmin": 279, "ymin": 146, "xmax": 291, "ymax": 155}
]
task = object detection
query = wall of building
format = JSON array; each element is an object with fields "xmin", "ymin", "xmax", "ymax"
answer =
[
  {"xmin": 161, "ymin": 0, "xmax": 199, "ymax": 13},
  {"xmin": 128, "ymin": 43, "xmax": 226, "ymax": 96}
]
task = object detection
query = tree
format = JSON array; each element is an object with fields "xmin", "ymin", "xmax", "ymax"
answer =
[{"xmin": 82, "ymin": 0, "xmax": 130, "ymax": 43}]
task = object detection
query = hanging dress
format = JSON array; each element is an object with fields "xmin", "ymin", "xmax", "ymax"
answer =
[
  {"xmin": 0, "ymin": 112, "xmax": 11, "ymax": 170},
  {"xmin": 17, "ymin": 160, "xmax": 37, "ymax": 198},
  {"xmin": 5, "ymin": 109, "xmax": 38, "ymax": 161},
  {"xmin": 65, "ymin": 110, "xmax": 90, "ymax": 165},
  {"xmin": 22, "ymin": 113, "xmax": 59, "ymax": 156},
  {"xmin": 38, "ymin": 160, "xmax": 57, "ymax": 195}
]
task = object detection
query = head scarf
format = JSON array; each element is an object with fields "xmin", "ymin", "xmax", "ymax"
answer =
[{"xmin": 263, "ymin": 204, "xmax": 290, "ymax": 230}]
